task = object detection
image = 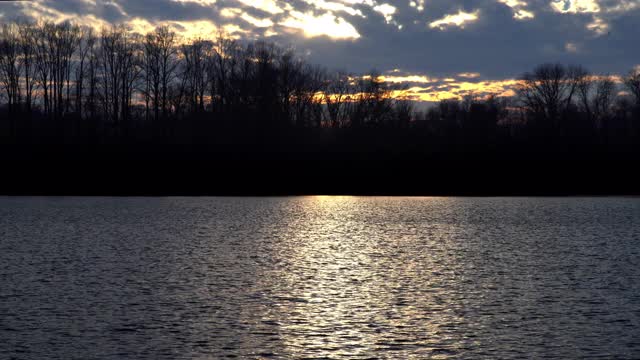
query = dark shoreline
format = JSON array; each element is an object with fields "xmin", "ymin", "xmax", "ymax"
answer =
[{"xmin": 3, "ymin": 142, "xmax": 638, "ymax": 196}]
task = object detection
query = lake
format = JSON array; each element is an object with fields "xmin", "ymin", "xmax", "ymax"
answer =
[{"xmin": 1, "ymin": 197, "xmax": 640, "ymax": 359}]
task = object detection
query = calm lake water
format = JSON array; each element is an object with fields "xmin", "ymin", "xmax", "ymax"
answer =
[{"xmin": 1, "ymin": 197, "xmax": 640, "ymax": 359}]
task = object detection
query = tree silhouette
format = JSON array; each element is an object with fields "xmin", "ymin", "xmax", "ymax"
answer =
[{"xmin": 0, "ymin": 20, "xmax": 637, "ymax": 153}]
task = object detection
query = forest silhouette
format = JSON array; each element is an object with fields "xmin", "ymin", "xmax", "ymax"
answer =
[{"xmin": 1, "ymin": 21, "xmax": 639, "ymax": 195}]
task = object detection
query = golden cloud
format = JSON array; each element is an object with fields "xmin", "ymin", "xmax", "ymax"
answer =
[
  {"xmin": 429, "ymin": 10, "xmax": 480, "ymax": 30},
  {"xmin": 380, "ymin": 75, "xmax": 439, "ymax": 83},
  {"xmin": 550, "ymin": 0, "xmax": 600, "ymax": 14},
  {"xmin": 390, "ymin": 78, "xmax": 520, "ymax": 102},
  {"xmin": 498, "ymin": 0, "xmax": 535, "ymax": 20},
  {"xmin": 280, "ymin": 11, "xmax": 361, "ymax": 39}
]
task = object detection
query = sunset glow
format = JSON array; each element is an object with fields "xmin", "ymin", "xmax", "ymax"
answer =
[{"xmin": 1, "ymin": 0, "xmax": 638, "ymax": 104}]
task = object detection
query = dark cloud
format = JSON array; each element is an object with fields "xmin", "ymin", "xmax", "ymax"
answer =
[{"xmin": 0, "ymin": 0, "xmax": 638, "ymax": 81}]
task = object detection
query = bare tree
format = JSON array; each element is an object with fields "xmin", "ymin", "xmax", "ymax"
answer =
[
  {"xmin": 207, "ymin": 33, "xmax": 237, "ymax": 115},
  {"xmin": 74, "ymin": 27, "xmax": 95, "ymax": 119},
  {"xmin": 292, "ymin": 64, "xmax": 326, "ymax": 128},
  {"xmin": 624, "ymin": 68, "xmax": 640, "ymax": 106},
  {"xmin": 565, "ymin": 65, "xmax": 588, "ymax": 110},
  {"xmin": 277, "ymin": 48, "xmax": 300, "ymax": 125},
  {"xmin": 394, "ymin": 99, "xmax": 414, "ymax": 129},
  {"xmin": 18, "ymin": 22, "xmax": 36, "ymax": 114},
  {"xmin": 48, "ymin": 22, "xmax": 81, "ymax": 119},
  {"xmin": 99, "ymin": 25, "xmax": 139, "ymax": 132},
  {"xmin": 33, "ymin": 22, "xmax": 52, "ymax": 116},
  {"xmin": 180, "ymin": 39, "xmax": 208, "ymax": 114},
  {"xmin": 252, "ymin": 40, "xmax": 280, "ymax": 126},
  {"xmin": 61, "ymin": 23, "xmax": 81, "ymax": 116},
  {"xmin": 157, "ymin": 27, "xmax": 178, "ymax": 120},
  {"xmin": 143, "ymin": 26, "xmax": 178, "ymax": 124},
  {"xmin": 86, "ymin": 32, "xmax": 99, "ymax": 122},
  {"xmin": 0, "ymin": 24, "xmax": 22, "ymax": 115},
  {"xmin": 2, "ymin": 19, "xmax": 639, "ymax": 148},
  {"xmin": 518, "ymin": 63, "xmax": 565, "ymax": 125},
  {"xmin": 323, "ymin": 71, "xmax": 351, "ymax": 128},
  {"xmin": 30, "ymin": 22, "xmax": 81, "ymax": 119},
  {"xmin": 517, "ymin": 63, "xmax": 588, "ymax": 130},
  {"xmin": 350, "ymin": 71, "xmax": 393, "ymax": 127},
  {"xmin": 578, "ymin": 74, "xmax": 616, "ymax": 127}
]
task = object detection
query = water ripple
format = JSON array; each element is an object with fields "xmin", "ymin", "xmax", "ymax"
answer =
[{"xmin": 1, "ymin": 196, "xmax": 640, "ymax": 359}]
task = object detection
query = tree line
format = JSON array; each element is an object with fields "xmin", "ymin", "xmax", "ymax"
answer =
[{"xmin": 1, "ymin": 21, "xmax": 639, "ymax": 147}]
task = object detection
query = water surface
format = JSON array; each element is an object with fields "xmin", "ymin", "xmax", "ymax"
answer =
[{"xmin": 1, "ymin": 197, "xmax": 640, "ymax": 359}]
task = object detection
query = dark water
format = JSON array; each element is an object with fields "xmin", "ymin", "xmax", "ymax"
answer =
[{"xmin": 1, "ymin": 197, "xmax": 640, "ymax": 359}]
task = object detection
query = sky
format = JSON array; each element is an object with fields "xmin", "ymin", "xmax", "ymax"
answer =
[{"xmin": 1, "ymin": 0, "xmax": 639, "ymax": 102}]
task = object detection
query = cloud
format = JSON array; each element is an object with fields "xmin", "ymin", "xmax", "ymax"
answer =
[
  {"xmin": 498, "ymin": 0, "xmax": 535, "ymax": 20},
  {"xmin": 550, "ymin": 0, "xmax": 600, "ymax": 14},
  {"xmin": 409, "ymin": 0, "xmax": 425, "ymax": 12},
  {"xmin": 373, "ymin": 3, "xmax": 396, "ymax": 24},
  {"xmin": 565, "ymin": 42, "xmax": 580, "ymax": 53},
  {"xmin": 388, "ymin": 78, "xmax": 521, "ymax": 103},
  {"xmin": 236, "ymin": 0, "xmax": 285, "ymax": 15},
  {"xmin": 548, "ymin": 0, "xmax": 639, "ymax": 36},
  {"xmin": 459, "ymin": 72, "xmax": 482, "ymax": 79},
  {"xmin": 0, "ymin": 0, "xmax": 638, "ymax": 99},
  {"xmin": 280, "ymin": 11, "xmax": 360, "ymax": 39},
  {"xmin": 299, "ymin": 0, "xmax": 364, "ymax": 17},
  {"xmin": 429, "ymin": 10, "xmax": 480, "ymax": 30},
  {"xmin": 381, "ymin": 75, "xmax": 439, "ymax": 84},
  {"xmin": 240, "ymin": 13, "xmax": 274, "ymax": 28},
  {"xmin": 586, "ymin": 16, "xmax": 610, "ymax": 35}
]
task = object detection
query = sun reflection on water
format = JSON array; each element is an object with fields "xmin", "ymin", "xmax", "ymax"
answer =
[
  {"xmin": 245, "ymin": 196, "xmax": 476, "ymax": 358},
  {"xmin": 3, "ymin": 197, "xmax": 639, "ymax": 358}
]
